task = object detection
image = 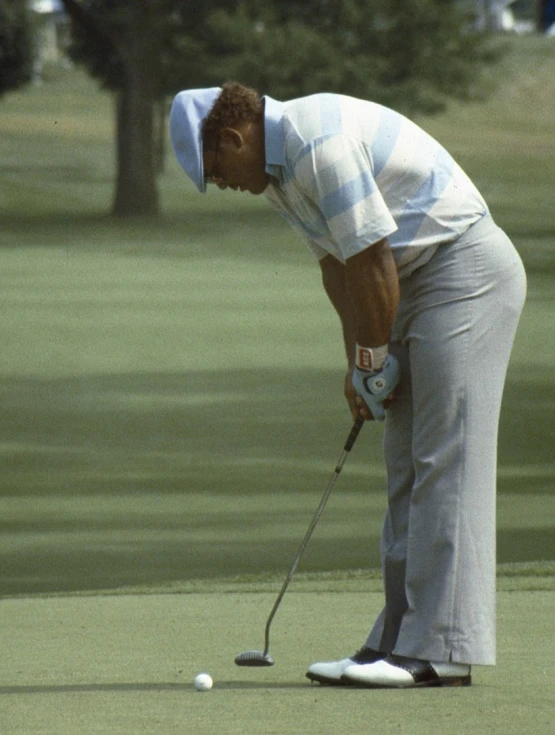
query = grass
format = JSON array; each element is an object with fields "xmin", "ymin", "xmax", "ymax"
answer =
[
  {"xmin": 1, "ymin": 585, "xmax": 554, "ymax": 734},
  {"xmin": 0, "ymin": 37, "xmax": 554, "ymax": 596},
  {"xmin": 0, "ymin": 33, "xmax": 553, "ymax": 735}
]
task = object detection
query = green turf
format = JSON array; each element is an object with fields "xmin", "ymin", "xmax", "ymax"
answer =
[
  {"xmin": 0, "ymin": 36, "xmax": 554, "ymax": 598},
  {"xmin": 0, "ymin": 35, "xmax": 553, "ymax": 735},
  {"xmin": 1, "ymin": 579, "xmax": 553, "ymax": 735}
]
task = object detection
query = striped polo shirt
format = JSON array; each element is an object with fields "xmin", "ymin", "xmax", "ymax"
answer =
[{"xmin": 263, "ymin": 94, "xmax": 488, "ymax": 278}]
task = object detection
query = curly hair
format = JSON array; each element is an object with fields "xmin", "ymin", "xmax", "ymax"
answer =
[{"xmin": 202, "ymin": 82, "xmax": 263, "ymax": 150}]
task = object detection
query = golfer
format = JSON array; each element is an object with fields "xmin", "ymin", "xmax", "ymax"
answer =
[{"xmin": 169, "ymin": 83, "xmax": 526, "ymax": 688}]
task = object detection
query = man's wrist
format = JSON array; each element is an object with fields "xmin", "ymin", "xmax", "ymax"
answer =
[{"xmin": 355, "ymin": 343, "xmax": 389, "ymax": 372}]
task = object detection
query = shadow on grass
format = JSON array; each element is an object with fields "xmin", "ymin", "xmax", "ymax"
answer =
[
  {"xmin": 0, "ymin": 534, "xmax": 380, "ymax": 597},
  {"xmin": 0, "ymin": 681, "xmax": 310, "ymax": 695},
  {"xmin": 2, "ymin": 208, "xmax": 554, "ymax": 277},
  {"xmin": 0, "ymin": 368, "xmax": 376, "ymax": 492},
  {"xmin": 0, "ymin": 367, "xmax": 552, "ymax": 595},
  {"xmin": 0, "ymin": 206, "xmax": 301, "ymax": 264},
  {"xmin": 0, "ymin": 368, "xmax": 383, "ymax": 595}
]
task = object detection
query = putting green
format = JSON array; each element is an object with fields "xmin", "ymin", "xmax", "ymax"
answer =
[{"xmin": 1, "ymin": 574, "xmax": 553, "ymax": 735}]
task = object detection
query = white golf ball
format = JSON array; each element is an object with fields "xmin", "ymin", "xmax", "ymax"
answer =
[{"xmin": 194, "ymin": 673, "xmax": 213, "ymax": 691}]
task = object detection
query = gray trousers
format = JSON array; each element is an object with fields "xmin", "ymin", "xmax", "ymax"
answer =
[{"xmin": 366, "ymin": 215, "xmax": 526, "ymax": 665}]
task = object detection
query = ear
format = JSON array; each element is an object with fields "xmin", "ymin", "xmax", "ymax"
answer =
[{"xmin": 219, "ymin": 127, "xmax": 244, "ymax": 151}]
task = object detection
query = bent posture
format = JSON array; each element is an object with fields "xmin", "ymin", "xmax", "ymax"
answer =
[{"xmin": 169, "ymin": 83, "xmax": 526, "ymax": 688}]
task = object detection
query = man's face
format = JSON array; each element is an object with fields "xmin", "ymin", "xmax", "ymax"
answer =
[{"xmin": 203, "ymin": 123, "xmax": 270, "ymax": 195}]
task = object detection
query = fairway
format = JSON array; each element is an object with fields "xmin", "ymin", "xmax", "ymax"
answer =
[{"xmin": 0, "ymin": 35, "xmax": 554, "ymax": 735}]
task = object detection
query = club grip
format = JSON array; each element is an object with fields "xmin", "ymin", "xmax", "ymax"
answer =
[{"xmin": 344, "ymin": 414, "xmax": 364, "ymax": 452}]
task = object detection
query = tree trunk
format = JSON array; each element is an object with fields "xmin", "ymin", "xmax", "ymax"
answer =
[
  {"xmin": 113, "ymin": 57, "xmax": 159, "ymax": 217},
  {"xmin": 154, "ymin": 97, "xmax": 166, "ymax": 175}
]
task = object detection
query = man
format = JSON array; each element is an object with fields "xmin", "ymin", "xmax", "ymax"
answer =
[{"xmin": 169, "ymin": 83, "xmax": 526, "ymax": 688}]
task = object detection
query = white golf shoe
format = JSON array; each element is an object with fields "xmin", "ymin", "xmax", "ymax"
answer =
[
  {"xmin": 306, "ymin": 647, "xmax": 385, "ymax": 685},
  {"xmin": 341, "ymin": 654, "xmax": 471, "ymax": 688}
]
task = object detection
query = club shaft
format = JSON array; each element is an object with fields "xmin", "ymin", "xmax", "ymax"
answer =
[{"xmin": 262, "ymin": 415, "xmax": 364, "ymax": 656}]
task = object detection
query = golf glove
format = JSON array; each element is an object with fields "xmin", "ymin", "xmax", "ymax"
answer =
[{"xmin": 352, "ymin": 353, "xmax": 400, "ymax": 422}]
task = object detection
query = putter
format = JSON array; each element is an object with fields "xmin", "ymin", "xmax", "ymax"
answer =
[{"xmin": 235, "ymin": 415, "xmax": 365, "ymax": 667}]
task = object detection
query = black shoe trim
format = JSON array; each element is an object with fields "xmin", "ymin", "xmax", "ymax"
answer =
[
  {"xmin": 351, "ymin": 647, "xmax": 385, "ymax": 665},
  {"xmin": 386, "ymin": 655, "xmax": 440, "ymax": 685},
  {"xmin": 345, "ymin": 654, "xmax": 472, "ymax": 689}
]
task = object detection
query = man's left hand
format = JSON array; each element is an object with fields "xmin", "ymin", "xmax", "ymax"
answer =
[{"xmin": 352, "ymin": 354, "xmax": 400, "ymax": 422}]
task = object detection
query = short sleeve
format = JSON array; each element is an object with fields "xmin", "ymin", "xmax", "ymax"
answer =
[{"xmin": 292, "ymin": 135, "xmax": 398, "ymax": 259}]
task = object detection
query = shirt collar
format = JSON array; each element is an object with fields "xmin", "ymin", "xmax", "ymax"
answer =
[{"xmin": 263, "ymin": 95, "xmax": 286, "ymax": 182}]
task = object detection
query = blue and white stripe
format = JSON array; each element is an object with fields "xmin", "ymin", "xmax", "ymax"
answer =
[{"xmin": 263, "ymin": 94, "xmax": 488, "ymax": 278}]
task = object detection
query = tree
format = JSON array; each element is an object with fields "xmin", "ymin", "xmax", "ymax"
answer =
[
  {"xmin": 61, "ymin": 0, "xmax": 162, "ymax": 216},
  {"xmin": 61, "ymin": 0, "xmax": 234, "ymax": 217},
  {"xmin": 0, "ymin": 0, "xmax": 33, "ymax": 97},
  {"xmin": 62, "ymin": 0, "xmax": 500, "ymax": 217},
  {"xmin": 205, "ymin": 0, "xmax": 501, "ymax": 115}
]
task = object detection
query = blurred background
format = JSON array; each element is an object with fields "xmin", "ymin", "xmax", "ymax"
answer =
[{"xmin": 1, "ymin": 0, "xmax": 554, "ymax": 596}]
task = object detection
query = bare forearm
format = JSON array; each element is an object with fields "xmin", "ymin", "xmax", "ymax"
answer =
[
  {"xmin": 320, "ymin": 240, "xmax": 399, "ymax": 421},
  {"xmin": 320, "ymin": 255, "xmax": 357, "ymax": 366},
  {"xmin": 344, "ymin": 239, "xmax": 399, "ymax": 348},
  {"xmin": 321, "ymin": 240, "xmax": 399, "ymax": 359},
  {"xmin": 338, "ymin": 311, "xmax": 357, "ymax": 368}
]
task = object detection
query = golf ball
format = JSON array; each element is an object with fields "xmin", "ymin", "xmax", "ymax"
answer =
[{"xmin": 194, "ymin": 673, "xmax": 213, "ymax": 691}]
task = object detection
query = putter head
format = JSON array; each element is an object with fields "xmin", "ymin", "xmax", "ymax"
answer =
[{"xmin": 234, "ymin": 650, "xmax": 275, "ymax": 667}]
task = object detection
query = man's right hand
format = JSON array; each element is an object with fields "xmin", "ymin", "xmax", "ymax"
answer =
[{"xmin": 344, "ymin": 370, "xmax": 361, "ymax": 421}]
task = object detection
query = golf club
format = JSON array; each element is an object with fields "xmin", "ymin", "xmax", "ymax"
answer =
[{"xmin": 235, "ymin": 414, "xmax": 365, "ymax": 667}]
